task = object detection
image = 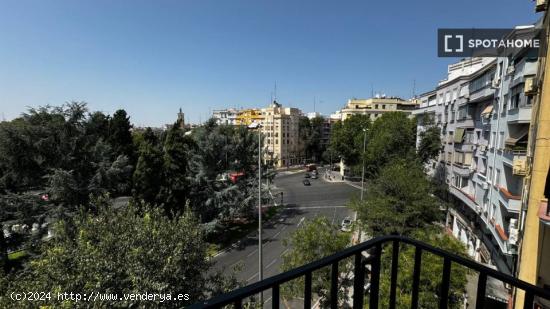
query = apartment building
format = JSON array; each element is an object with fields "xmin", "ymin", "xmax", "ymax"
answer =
[
  {"xmin": 415, "ymin": 46, "xmax": 538, "ymax": 286},
  {"xmin": 212, "ymin": 108, "xmax": 238, "ymax": 125},
  {"xmin": 339, "ymin": 97, "xmax": 418, "ymax": 121},
  {"xmin": 260, "ymin": 101, "xmax": 303, "ymax": 168}
]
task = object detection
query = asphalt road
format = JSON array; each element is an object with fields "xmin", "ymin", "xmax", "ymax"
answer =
[{"xmin": 212, "ymin": 168, "xmax": 359, "ymax": 305}]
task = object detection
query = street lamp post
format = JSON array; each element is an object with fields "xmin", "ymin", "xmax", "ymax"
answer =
[
  {"xmin": 247, "ymin": 122, "xmax": 264, "ymax": 304},
  {"xmin": 360, "ymin": 128, "xmax": 367, "ymax": 201}
]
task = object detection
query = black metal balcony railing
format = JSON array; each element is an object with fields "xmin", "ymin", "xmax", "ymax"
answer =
[
  {"xmin": 190, "ymin": 235, "xmax": 550, "ymax": 309},
  {"xmin": 189, "ymin": 235, "xmax": 550, "ymax": 309}
]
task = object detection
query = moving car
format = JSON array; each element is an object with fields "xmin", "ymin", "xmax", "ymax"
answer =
[
  {"xmin": 341, "ymin": 217, "xmax": 352, "ymax": 232},
  {"xmin": 311, "ymin": 174, "xmax": 318, "ymax": 179},
  {"xmin": 303, "ymin": 179, "xmax": 311, "ymax": 186},
  {"xmin": 304, "ymin": 173, "xmax": 311, "ymax": 178}
]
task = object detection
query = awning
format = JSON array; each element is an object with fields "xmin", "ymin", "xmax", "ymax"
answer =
[
  {"xmin": 481, "ymin": 105, "xmax": 494, "ymax": 118},
  {"xmin": 505, "ymin": 127, "xmax": 529, "ymax": 146},
  {"xmin": 454, "ymin": 128, "xmax": 465, "ymax": 143}
]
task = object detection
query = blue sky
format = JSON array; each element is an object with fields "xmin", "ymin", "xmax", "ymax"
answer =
[{"xmin": 0, "ymin": 0, "xmax": 541, "ymax": 126}]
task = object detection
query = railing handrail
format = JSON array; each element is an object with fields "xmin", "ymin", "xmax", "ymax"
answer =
[{"xmin": 189, "ymin": 235, "xmax": 550, "ymax": 308}]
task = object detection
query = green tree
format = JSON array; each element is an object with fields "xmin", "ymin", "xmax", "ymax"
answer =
[
  {"xmin": 159, "ymin": 125, "xmax": 193, "ymax": 215},
  {"xmin": 417, "ymin": 115, "xmax": 442, "ymax": 164},
  {"xmin": 108, "ymin": 109, "xmax": 135, "ymax": 162},
  {"xmin": 352, "ymin": 159, "xmax": 441, "ymax": 237},
  {"xmin": 364, "ymin": 112, "xmax": 417, "ymax": 177},
  {"xmin": 377, "ymin": 228, "xmax": 468, "ymax": 309},
  {"xmin": 0, "ymin": 197, "xmax": 234, "ymax": 308},
  {"xmin": 281, "ymin": 216, "xmax": 350, "ymax": 308},
  {"xmin": 133, "ymin": 129, "xmax": 164, "ymax": 204},
  {"xmin": 328, "ymin": 114, "xmax": 370, "ymax": 170}
]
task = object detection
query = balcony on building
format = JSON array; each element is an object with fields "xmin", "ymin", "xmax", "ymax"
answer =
[
  {"xmin": 506, "ymin": 80, "xmax": 534, "ymax": 124},
  {"xmin": 450, "ymin": 182, "xmax": 478, "ymax": 212},
  {"xmin": 190, "ymin": 236, "xmax": 550, "ymax": 309},
  {"xmin": 498, "ymin": 184, "xmax": 522, "ymax": 213}
]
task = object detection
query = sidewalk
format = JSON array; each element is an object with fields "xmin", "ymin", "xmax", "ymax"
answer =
[{"xmin": 323, "ymin": 170, "xmax": 364, "ymax": 190}]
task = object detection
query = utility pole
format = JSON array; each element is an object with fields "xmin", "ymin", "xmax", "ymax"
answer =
[
  {"xmin": 360, "ymin": 128, "xmax": 367, "ymax": 201},
  {"xmin": 257, "ymin": 126, "xmax": 264, "ymax": 304}
]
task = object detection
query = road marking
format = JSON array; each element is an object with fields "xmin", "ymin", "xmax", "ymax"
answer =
[
  {"xmin": 265, "ymin": 258, "xmax": 277, "ymax": 269},
  {"xmin": 281, "ymin": 248, "xmax": 289, "ymax": 257},
  {"xmin": 284, "ymin": 206, "xmax": 347, "ymax": 210},
  {"xmin": 265, "ymin": 296, "xmax": 272, "ymax": 303},
  {"xmin": 247, "ymin": 272, "xmax": 259, "ymax": 282},
  {"xmin": 247, "ymin": 249, "xmax": 258, "ymax": 257},
  {"xmin": 272, "ymin": 230, "xmax": 282, "ymax": 239},
  {"xmin": 297, "ymin": 217, "xmax": 305, "ymax": 227}
]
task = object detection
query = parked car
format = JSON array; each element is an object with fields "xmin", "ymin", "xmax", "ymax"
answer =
[
  {"xmin": 311, "ymin": 174, "xmax": 318, "ymax": 179},
  {"xmin": 341, "ymin": 217, "xmax": 352, "ymax": 232},
  {"xmin": 303, "ymin": 179, "xmax": 311, "ymax": 186}
]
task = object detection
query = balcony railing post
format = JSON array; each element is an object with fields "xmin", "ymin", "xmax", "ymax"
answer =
[
  {"xmin": 369, "ymin": 243, "xmax": 382, "ymax": 309},
  {"xmin": 389, "ymin": 240, "xmax": 400, "ymax": 309},
  {"xmin": 304, "ymin": 271, "xmax": 312, "ymax": 308},
  {"xmin": 411, "ymin": 247, "xmax": 422, "ymax": 309},
  {"xmin": 331, "ymin": 262, "xmax": 339, "ymax": 309},
  {"xmin": 523, "ymin": 291, "xmax": 534, "ymax": 309},
  {"xmin": 439, "ymin": 258, "xmax": 452, "ymax": 309},
  {"xmin": 353, "ymin": 252, "xmax": 365, "ymax": 308},
  {"xmin": 267, "ymin": 284, "xmax": 277, "ymax": 309},
  {"xmin": 475, "ymin": 273, "xmax": 487, "ymax": 309}
]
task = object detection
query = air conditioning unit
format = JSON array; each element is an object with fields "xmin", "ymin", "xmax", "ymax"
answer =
[
  {"xmin": 482, "ymin": 182, "xmax": 489, "ymax": 190},
  {"xmin": 524, "ymin": 77, "xmax": 536, "ymax": 95},
  {"xmin": 476, "ymin": 205, "xmax": 482, "ymax": 214},
  {"xmin": 509, "ymin": 218, "xmax": 519, "ymax": 245},
  {"xmin": 507, "ymin": 65, "xmax": 515, "ymax": 75},
  {"xmin": 513, "ymin": 158, "xmax": 527, "ymax": 176},
  {"xmin": 536, "ymin": 0, "xmax": 548, "ymax": 12}
]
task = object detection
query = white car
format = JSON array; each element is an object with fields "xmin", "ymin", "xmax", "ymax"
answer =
[{"xmin": 341, "ymin": 217, "xmax": 352, "ymax": 232}]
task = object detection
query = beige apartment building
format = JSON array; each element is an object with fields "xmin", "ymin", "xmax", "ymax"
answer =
[
  {"xmin": 339, "ymin": 97, "xmax": 419, "ymax": 121},
  {"xmin": 260, "ymin": 101, "xmax": 302, "ymax": 167}
]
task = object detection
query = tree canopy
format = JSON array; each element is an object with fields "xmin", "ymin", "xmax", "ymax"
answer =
[
  {"xmin": 352, "ymin": 159, "xmax": 441, "ymax": 237},
  {"xmin": 328, "ymin": 114, "xmax": 370, "ymax": 168},
  {"xmin": 281, "ymin": 216, "xmax": 350, "ymax": 307},
  {"xmin": 0, "ymin": 197, "xmax": 237, "ymax": 308},
  {"xmin": 377, "ymin": 228, "xmax": 469, "ymax": 309}
]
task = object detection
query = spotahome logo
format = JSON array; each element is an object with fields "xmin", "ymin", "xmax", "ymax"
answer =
[{"xmin": 438, "ymin": 28, "xmax": 544, "ymax": 57}]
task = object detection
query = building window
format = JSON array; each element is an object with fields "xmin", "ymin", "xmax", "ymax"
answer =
[
  {"xmin": 499, "ymin": 132, "xmax": 505, "ymax": 149},
  {"xmin": 495, "ymin": 168, "xmax": 501, "ymax": 186},
  {"xmin": 488, "ymin": 166, "xmax": 493, "ymax": 182},
  {"xmin": 491, "ymin": 132, "xmax": 496, "ymax": 148},
  {"xmin": 464, "ymin": 130, "xmax": 474, "ymax": 144},
  {"xmin": 479, "ymin": 157, "xmax": 487, "ymax": 176},
  {"xmin": 510, "ymin": 85, "xmax": 521, "ymax": 109}
]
